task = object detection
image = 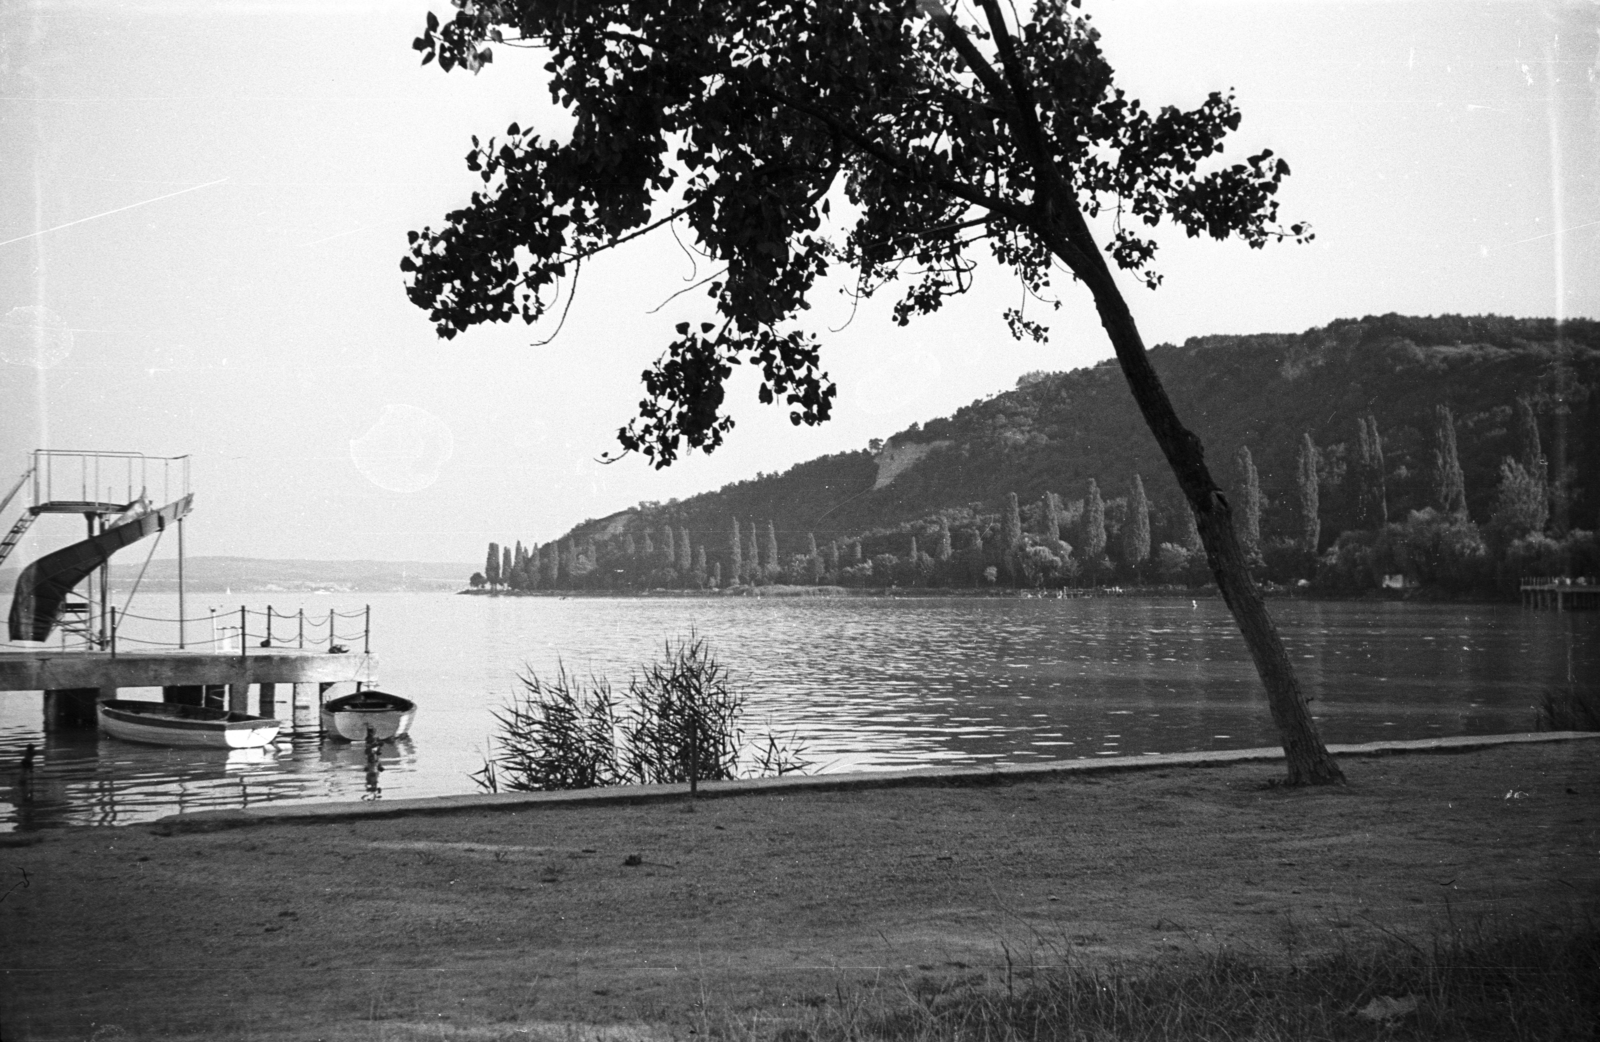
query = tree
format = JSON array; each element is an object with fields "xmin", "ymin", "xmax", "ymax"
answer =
[
  {"xmin": 935, "ymin": 519, "xmax": 952, "ymax": 563},
  {"xmin": 1297, "ymin": 434, "xmax": 1320, "ymax": 553},
  {"xmin": 1002, "ymin": 492, "xmax": 1024, "ymax": 584},
  {"xmin": 1432, "ymin": 405, "xmax": 1468, "ymax": 519},
  {"xmin": 806, "ymin": 532, "xmax": 823, "ymax": 583},
  {"xmin": 485, "ymin": 541, "xmax": 501, "ymax": 588},
  {"xmin": 746, "ymin": 521, "xmax": 760, "ymax": 583},
  {"xmin": 765, "ymin": 521, "xmax": 780, "ymax": 580},
  {"xmin": 1233, "ymin": 449, "xmax": 1261, "ymax": 563},
  {"xmin": 1082, "ymin": 479, "xmax": 1107, "ymax": 563},
  {"xmin": 1364, "ymin": 414, "xmax": 1387, "ymax": 527},
  {"xmin": 528, "ymin": 545, "xmax": 542, "ymax": 590},
  {"xmin": 661, "ymin": 524, "xmax": 676, "ymax": 570},
  {"xmin": 406, "ymin": 0, "xmax": 1339, "ymax": 782},
  {"xmin": 678, "ymin": 526, "xmax": 693, "ymax": 574},
  {"xmin": 502, "ymin": 546, "xmax": 513, "ymax": 588},
  {"xmin": 1488, "ymin": 458, "xmax": 1549, "ymax": 553},
  {"xmin": 1513, "ymin": 395, "xmax": 1546, "ymax": 516},
  {"xmin": 728, "ymin": 516, "xmax": 743, "ymax": 586},
  {"xmin": 1125, "ymin": 473, "xmax": 1151, "ymax": 570},
  {"xmin": 469, "ymin": 571, "xmax": 486, "ymax": 589}
]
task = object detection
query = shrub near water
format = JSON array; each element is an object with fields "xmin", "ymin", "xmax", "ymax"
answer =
[{"xmin": 473, "ymin": 633, "xmax": 809, "ymax": 792}]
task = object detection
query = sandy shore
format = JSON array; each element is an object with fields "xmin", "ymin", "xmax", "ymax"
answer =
[{"xmin": 2, "ymin": 737, "xmax": 1596, "ymax": 1041}]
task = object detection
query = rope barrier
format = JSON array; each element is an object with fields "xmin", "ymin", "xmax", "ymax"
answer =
[{"xmin": 1, "ymin": 604, "xmax": 370, "ymax": 653}]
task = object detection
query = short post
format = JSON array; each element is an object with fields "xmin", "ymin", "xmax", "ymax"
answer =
[
  {"xmin": 239, "ymin": 606, "xmax": 247, "ymax": 662},
  {"xmin": 265, "ymin": 606, "xmax": 273, "ymax": 647},
  {"xmin": 363, "ymin": 605, "xmax": 371, "ymax": 654},
  {"xmin": 329, "ymin": 609, "xmax": 336, "ymax": 648},
  {"xmin": 109, "ymin": 608, "xmax": 118, "ymax": 658},
  {"xmin": 298, "ymin": 609, "xmax": 304, "ymax": 649}
]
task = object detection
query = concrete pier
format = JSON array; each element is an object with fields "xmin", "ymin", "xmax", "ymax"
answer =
[{"xmin": 2, "ymin": 650, "xmax": 377, "ymax": 730}]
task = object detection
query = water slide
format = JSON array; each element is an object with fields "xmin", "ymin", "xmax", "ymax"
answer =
[{"xmin": 7, "ymin": 494, "xmax": 193, "ymax": 643}]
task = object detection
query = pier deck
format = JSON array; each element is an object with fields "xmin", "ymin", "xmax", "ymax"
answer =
[
  {"xmin": 0, "ymin": 649, "xmax": 377, "ymax": 692},
  {"xmin": 1520, "ymin": 579, "xmax": 1600, "ymax": 610}
]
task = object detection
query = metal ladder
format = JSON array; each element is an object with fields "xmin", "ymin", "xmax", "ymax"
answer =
[
  {"xmin": 0, "ymin": 465, "xmax": 36, "ymax": 569},
  {"xmin": 0, "ymin": 513, "xmax": 34, "ymax": 570}
]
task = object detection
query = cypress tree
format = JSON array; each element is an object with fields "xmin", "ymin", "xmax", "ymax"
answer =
[
  {"xmin": 1354, "ymin": 418, "xmax": 1374, "ymax": 529},
  {"xmin": 1181, "ymin": 502, "xmax": 1202, "ymax": 551},
  {"xmin": 693, "ymin": 544, "xmax": 707, "ymax": 584},
  {"xmin": 1297, "ymin": 433, "xmax": 1321, "ymax": 552},
  {"xmin": 806, "ymin": 532, "xmax": 822, "ymax": 583},
  {"xmin": 1083, "ymin": 480, "xmax": 1107, "ymax": 560},
  {"xmin": 1515, "ymin": 396, "xmax": 1544, "ymax": 476},
  {"xmin": 1234, "ymin": 448, "xmax": 1261, "ymax": 554},
  {"xmin": 1432, "ymin": 404, "xmax": 1467, "ymax": 518},
  {"xmin": 1366, "ymin": 414, "xmax": 1388, "ymax": 526},
  {"xmin": 1041, "ymin": 492, "xmax": 1061, "ymax": 551},
  {"xmin": 1003, "ymin": 492, "xmax": 1023, "ymax": 580},
  {"xmin": 678, "ymin": 526, "xmax": 692, "ymax": 573},
  {"xmin": 485, "ymin": 541, "xmax": 500, "ymax": 587},
  {"xmin": 728, "ymin": 517, "xmax": 742, "ymax": 585},
  {"xmin": 765, "ymin": 520, "xmax": 779, "ymax": 576},
  {"xmin": 623, "ymin": 531, "xmax": 637, "ymax": 558},
  {"xmin": 661, "ymin": 524, "xmax": 676, "ymax": 568},
  {"xmin": 642, "ymin": 530, "xmax": 655, "ymax": 558},
  {"xmin": 1126, "ymin": 473, "xmax": 1151, "ymax": 566},
  {"xmin": 502, "ymin": 547, "xmax": 513, "ymax": 587},
  {"xmin": 528, "ymin": 545, "xmax": 542, "ymax": 590},
  {"xmin": 935, "ymin": 519, "xmax": 952, "ymax": 561},
  {"xmin": 851, "ymin": 539, "xmax": 862, "ymax": 564},
  {"xmin": 558, "ymin": 538, "xmax": 574, "ymax": 586},
  {"xmin": 747, "ymin": 521, "xmax": 759, "ymax": 581},
  {"xmin": 827, "ymin": 539, "xmax": 839, "ymax": 575},
  {"xmin": 712, "ymin": 561, "xmax": 722, "ymax": 588}
]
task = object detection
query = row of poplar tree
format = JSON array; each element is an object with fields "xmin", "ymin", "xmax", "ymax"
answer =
[{"xmin": 469, "ymin": 396, "xmax": 1591, "ymax": 595}]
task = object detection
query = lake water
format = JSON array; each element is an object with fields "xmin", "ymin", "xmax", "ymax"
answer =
[{"xmin": 3, "ymin": 593, "xmax": 1595, "ymax": 829}]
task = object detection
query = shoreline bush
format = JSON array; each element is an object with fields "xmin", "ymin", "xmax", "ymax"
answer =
[{"xmin": 473, "ymin": 632, "xmax": 810, "ymax": 793}]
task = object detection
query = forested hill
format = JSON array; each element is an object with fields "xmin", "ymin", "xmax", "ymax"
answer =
[{"xmin": 522, "ymin": 313, "xmax": 1596, "ymax": 586}]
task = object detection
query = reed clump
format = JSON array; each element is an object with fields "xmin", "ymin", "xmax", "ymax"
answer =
[
  {"xmin": 1536, "ymin": 683, "xmax": 1600, "ymax": 732},
  {"xmin": 743, "ymin": 914, "xmax": 1598, "ymax": 1042},
  {"xmin": 474, "ymin": 632, "xmax": 810, "ymax": 793}
]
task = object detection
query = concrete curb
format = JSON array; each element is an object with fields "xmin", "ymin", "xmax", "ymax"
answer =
[{"xmin": 150, "ymin": 730, "xmax": 1600, "ymax": 831}]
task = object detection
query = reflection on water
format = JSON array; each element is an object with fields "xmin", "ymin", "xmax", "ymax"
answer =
[{"xmin": 3, "ymin": 594, "xmax": 1595, "ymax": 829}]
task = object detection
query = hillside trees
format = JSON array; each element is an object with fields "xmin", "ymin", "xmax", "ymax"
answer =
[
  {"xmin": 1432, "ymin": 405, "xmax": 1468, "ymax": 519},
  {"xmin": 406, "ymin": 0, "xmax": 1339, "ymax": 782},
  {"xmin": 1233, "ymin": 449, "xmax": 1261, "ymax": 565},
  {"xmin": 1125, "ymin": 473, "xmax": 1151, "ymax": 573},
  {"xmin": 1297, "ymin": 435, "xmax": 1320, "ymax": 554}
]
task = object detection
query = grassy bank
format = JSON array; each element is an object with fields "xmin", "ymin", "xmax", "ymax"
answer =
[
  {"xmin": 3, "ymin": 740, "xmax": 1596, "ymax": 1041},
  {"xmin": 754, "ymin": 914, "xmax": 1598, "ymax": 1042}
]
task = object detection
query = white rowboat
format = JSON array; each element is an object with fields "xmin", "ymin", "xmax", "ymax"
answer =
[
  {"xmin": 98, "ymin": 699, "xmax": 283, "ymax": 749},
  {"xmin": 320, "ymin": 690, "xmax": 416, "ymax": 742}
]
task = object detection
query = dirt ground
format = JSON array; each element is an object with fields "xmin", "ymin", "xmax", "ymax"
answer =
[{"xmin": 1, "ymin": 741, "xmax": 1596, "ymax": 1042}]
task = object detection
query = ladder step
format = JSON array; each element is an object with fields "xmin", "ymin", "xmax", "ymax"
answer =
[{"xmin": 0, "ymin": 513, "xmax": 35, "ymax": 569}]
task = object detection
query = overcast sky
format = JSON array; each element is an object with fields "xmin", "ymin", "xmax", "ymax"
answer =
[{"xmin": 2, "ymin": 0, "xmax": 1596, "ymax": 565}]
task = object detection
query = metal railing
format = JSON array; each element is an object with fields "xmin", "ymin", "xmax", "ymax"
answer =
[
  {"xmin": 4, "ymin": 604, "xmax": 372, "ymax": 656},
  {"xmin": 30, "ymin": 449, "xmax": 191, "ymax": 508}
]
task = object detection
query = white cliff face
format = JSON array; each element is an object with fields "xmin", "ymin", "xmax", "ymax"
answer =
[{"xmin": 872, "ymin": 439, "xmax": 951, "ymax": 490}]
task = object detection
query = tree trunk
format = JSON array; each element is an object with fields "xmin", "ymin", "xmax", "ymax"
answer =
[{"xmin": 1061, "ymin": 218, "xmax": 1344, "ymax": 785}]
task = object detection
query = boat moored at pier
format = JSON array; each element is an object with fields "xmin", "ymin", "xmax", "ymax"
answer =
[
  {"xmin": 320, "ymin": 689, "xmax": 416, "ymax": 741},
  {"xmin": 98, "ymin": 699, "xmax": 283, "ymax": 749}
]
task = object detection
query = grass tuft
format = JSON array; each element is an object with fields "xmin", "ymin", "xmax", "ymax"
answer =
[
  {"xmin": 1536, "ymin": 684, "xmax": 1600, "ymax": 732},
  {"xmin": 729, "ymin": 914, "xmax": 1598, "ymax": 1042}
]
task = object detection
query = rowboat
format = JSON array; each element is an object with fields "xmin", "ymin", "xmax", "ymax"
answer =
[
  {"xmin": 320, "ymin": 689, "xmax": 416, "ymax": 742},
  {"xmin": 98, "ymin": 699, "xmax": 283, "ymax": 749}
]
